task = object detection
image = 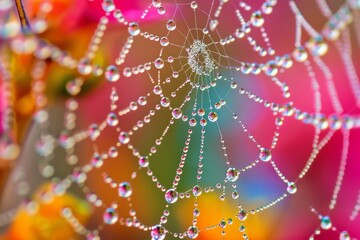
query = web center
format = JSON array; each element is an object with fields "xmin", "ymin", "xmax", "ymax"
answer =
[{"xmin": 187, "ymin": 40, "xmax": 215, "ymax": 76}]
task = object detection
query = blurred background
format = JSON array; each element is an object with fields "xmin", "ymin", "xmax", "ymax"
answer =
[{"xmin": 0, "ymin": 0, "xmax": 360, "ymax": 239}]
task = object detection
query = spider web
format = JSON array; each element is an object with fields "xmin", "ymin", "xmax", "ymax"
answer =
[{"xmin": 1, "ymin": 0, "xmax": 360, "ymax": 239}]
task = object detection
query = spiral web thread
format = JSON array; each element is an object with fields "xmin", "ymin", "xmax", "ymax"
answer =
[{"xmin": 1, "ymin": 0, "xmax": 360, "ymax": 239}]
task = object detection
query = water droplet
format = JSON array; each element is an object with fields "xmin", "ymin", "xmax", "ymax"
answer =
[
  {"xmin": 209, "ymin": 19, "xmax": 218, "ymax": 31},
  {"xmin": 259, "ymin": 148, "xmax": 271, "ymax": 162},
  {"xmin": 105, "ymin": 65, "xmax": 120, "ymax": 82},
  {"xmin": 88, "ymin": 124, "xmax": 100, "ymax": 140},
  {"xmin": 138, "ymin": 96, "xmax": 147, "ymax": 106},
  {"xmin": 154, "ymin": 58, "xmax": 165, "ymax": 69},
  {"xmin": 78, "ymin": 58, "xmax": 92, "ymax": 75},
  {"xmin": 160, "ymin": 97, "xmax": 170, "ymax": 107},
  {"xmin": 119, "ymin": 131, "xmax": 130, "ymax": 144},
  {"xmin": 102, "ymin": 0, "xmax": 115, "ymax": 12},
  {"xmin": 193, "ymin": 208, "xmax": 200, "ymax": 217},
  {"xmin": 72, "ymin": 168, "xmax": 87, "ymax": 184},
  {"xmin": 165, "ymin": 189, "xmax": 178, "ymax": 203},
  {"xmin": 119, "ymin": 182, "xmax": 132, "ymax": 197},
  {"xmin": 320, "ymin": 216, "xmax": 332, "ymax": 230},
  {"xmin": 86, "ymin": 233, "xmax": 100, "ymax": 240},
  {"xmin": 237, "ymin": 209, "xmax": 247, "ymax": 221},
  {"xmin": 166, "ymin": 20, "xmax": 176, "ymax": 31},
  {"xmin": 292, "ymin": 46, "xmax": 308, "ymax": 62},
  {"xmin": 152, "ymin": 0, "xmax": 161, "ymax": 8},
  {"xmin": 153, "ymin": 85, "xmax": 162, "ymax": 95},
  {"xmin": 340, "ymin": 231, "xmax": 351, "ymax": 240},
  {"xmin": 190, "ymin": 1, "xmax": 198, "ymax": 9},
  {"xmin": 36, "ymin": 135, "xmax": 55, "ymax": 156},
  {"xmin": 251, "ymin": 11, "xmax": 264, "ymax": 27},
  {"xmin": 128, "ymin": 22, "xmax": 140, "ymax": 36},
  {"xmin": 91, "ymin": 153, "xmax": 104, "ymax": 168},
  {"xmin": 263, "ymin": 61, "xmax": 278, "ymax": 76},
  {"xmin": 103, "ymin": 207, "xmax": 118, "ymax": 224},
  {"xmin": 192, "ymin": 185, "xmax": 202, "ymax": 197},
  {"xmin": 226, "ymin": 168, "xmax": 239, "ymax": 182},
  {"xmin": 107, "ymin": 112, "xmax": 119, "ymax": 126},
  {"xmin": 287, "ymin": 182, "xmax": 297, "ymax": 194},
  {"xmin": 172, "ymin": 108, "xmax": 183, "ymax": 119},
  {"xmin": 151, "ymin": 225, "xmax": 166, "ymax": 240},
  {"xmin": 306, "ymin": 36, "xmax": 328, "ymax": 56},
  {"xmin": 187, "ymin": 225, "xmax": 199, "ymax": 239},
  {"xmin": 208, "ymin": 112, "xmax": 218, "ymax": 122},
  {"xmin": 139, "ymin": 156, "xmax": 149, "ymax": 167},
  {"xmin": 160, "ymin": 37, "xmax": 169, "ymax": 47}
]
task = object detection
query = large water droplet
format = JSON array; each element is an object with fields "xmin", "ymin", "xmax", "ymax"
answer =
[
  {"xmin": 320, "ymin": 216, "xmax": 332, "ymax": 230},
  {"xmin": 251, "ymin": 11, "xmax": 264, "ymax": 27},
  {"xmin": 259, "ymin": 148, "xmax": 271, "ymax": 162},
  {"xmin": 128, "ymin": 22, "xmax": 140, "ymax": 36},
  {"xmin": 118, "ymin": 182, "xmax": 132, "ymax": 197},
  {"xmin": 105, "ymin": 65, "xmax": 120, "ymax": 82},
  {"xmin": 102, "ymin": 0, "xmax": 115, "ymax": 12},
  {"xmin": 287, "ymin": 182, "xmax": 297, "ymax": 194},
  {"xmin": 187, "ymin": 225, "xmax": 199, "ymax": 239},
  {"xmin": 107, "ymin": 112, "xmax": 119, "ymax": 126},
  {"xmin": 192, "ymin": 185, "xmax": 202, "ymax": 197},
  {"xmin": 165, "ymin": 189, "xmax": 178, "ymax": 203},
  {"xmin": 160, "ymin": 37, "xmax": 169, "ymax": 47},
  {"xmin": 103, "ymin": 207, "xmax": 118, "ymax": 224},
  {"xmin": 237, "ymin": 209, "xmax": 247, "ymax": 221},
  {"xmin": 340, "ymin": 231, "xmax": 351, "ymax": 240},
  {"xmin": 72, "ymin": 168, "xmax": 87, "ymax": 184},
  {"xmin": 166, "ymin": 20, "xmax": 176, "ymax": 31},
  {"xmin": 226, "ymin": 168, "xmax": 239, "ymax": 182},
  {"xmin": 119, "ymin": 131, "xmax": 130, "ymax": 144},
  {"xmin": 154, "ymin": 58, "xmax": 165, "ymax": 69},
  {"xmin": 172, "ymin": 108, "xmax": 183, "ymax": 119},
  {"xmin": 307, "ymin": 36, "xmax": 328, "ymax": 56},
  {"xmin": 151, "ymin": 225, "xmax": 166, "ymax": 240},
  {"xmin": 208, "ymin": 112, "xmax": 218, "ymax": 122}
]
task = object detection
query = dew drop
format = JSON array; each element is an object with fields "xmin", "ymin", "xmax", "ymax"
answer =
[
  {"xmin": 226, "ymin": 168, "xmax": 239, "ymax": 182},
  {"xmin": 103, "ymin": 207, "xmax": 118, "ymax": 224},
  {"xmin": 166, "ymin": 20, "xmax": 176, "ymax": 31},
  {"xmin": 160, "ymin": 97, "xmax": 170, "ymax": 107},
  {"xmin": 119, "ymin": 131, "xmax": 130, "ymax": 144},
  {"xmin": 107, "ymin": 112, "xmax": 119, "ymax": 126},
  {"xmin": 187, "ymin": 225, "xmax": 199, "ymax": 239},
  {"xmin": 306, "ymin": 36, "xmax": 328, "ymax": 56},
  {"xmin": 320, "ymin": 216, "xmax": 332, "ymax": 230},
  {"xmin": 78, "ymin": 58, "xmax": 92, "ymax": 75},
  {"xmin": 102, "ymin": 0, "xmax": 115, "ymax": 12},
  {"xmin": 91, "ymin": 153, "xmax": 104, "ymax": 168},
  {"xmin": 208, "ymin": 112, "xmax": 218, "ymax": 122},
  {"xmin": 287, "ymin": 182, "xmax": 297, "ymax": 194},
  {"xmin": 139, "ymin": 156, "xmax": 149, "ymax": 167},
  {"xmin": 128, "ymin": 22, "xmax": 140, "ymax": 36},
  {"xmin": 151, "ymin": 225, "xmax": 166, "ymax": 240},
  {"xmin": 237, "ymin": 209, "xmax": 247, "ymax": 221},
  {"xmin": 259, "ymin": 148, "xmax": 272, "ymax": 162},
  {"xmin": 165, "ymin": 189, "xmax": 178, "ymax": 203},
  {"xmin": 160, "ymin": 37, "xmax": 169, "ymax": 47},
  {"xmin": 292, "ymin": 46, "xmax": 308, "ymax": 62},
  {"xmin": 172, "ymin": 108, "xmax": 183, "ymax": 119},
  {"xmin": 105, "ymin": 65, "xmax": 120, "ymax": 82},
  {"xmin": 72, "ymin": 168, "xmax": 87, "ymax": 184},
  {"xmin": 340, "ymin": 231, "xmax": 351, "ymax": 240},
  {"xmin": 251, "ymin": 11, "xmax": 264, "ymax": 27},
  {"xmin": 192, "ymin": 185, "xmax": 202, "ymax": 197},
  {"xmin": 118, "ymin": 182, "xmax": 132, "ymax": 197},
  {"xmin": 190, "ymin": 1, "xmax": 198, "ymax": 9},
  {"xmin": 154, "ymin": 58, "xmax": 165, "ymax": 69}
]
